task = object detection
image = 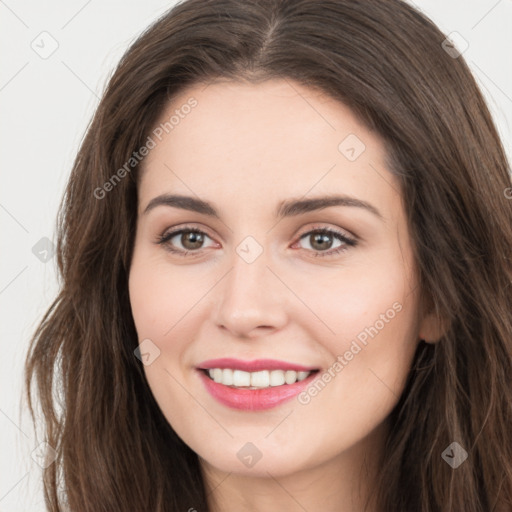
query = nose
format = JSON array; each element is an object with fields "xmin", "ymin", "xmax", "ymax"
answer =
[{"xmin": 212, "ymin": 246, "xmax": 289, "ymax": 339}]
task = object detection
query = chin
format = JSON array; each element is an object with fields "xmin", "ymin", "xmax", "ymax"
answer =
[{"xmin": 194, "ymin": 435, "xmax": 320, "ymax": 479}]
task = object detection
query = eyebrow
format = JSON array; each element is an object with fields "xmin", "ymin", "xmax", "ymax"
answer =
[{"xmin": 142, "ymin": 193, "xmax": 383, "ymax": 220}]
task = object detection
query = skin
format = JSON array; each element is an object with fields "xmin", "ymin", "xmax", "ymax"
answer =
[{"xmin": 128, "ymin": 78, "xmax": 441, "ymax": 511}]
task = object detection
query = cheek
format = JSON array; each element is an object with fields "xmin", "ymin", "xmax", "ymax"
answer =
[
  {"xmin": 300, "ymin": 251, "xmax": 420, "ymax": 402},
  {"xmin": 128, "ymin": 250, "xmax": 204, "ymax": 337},
  {"xmin": 128, "ymin": 253, "xmax": 193, "ymax": 408},
  {"xmin": 300, "ymin": 255, "xmax": 415, "ymax": 344},
  {"xmin": 128, "ymin": 249, "xmax": 216, "ymax": 394},
  {"xmin": 128, "ymin": 253, "xmax": 202, "ymax": 424}
]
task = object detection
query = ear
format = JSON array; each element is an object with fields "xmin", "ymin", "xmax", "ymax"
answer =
[
  {"xmin": 418, "ymin": 310, "xmax": 447, "ymax": 344},
  {"xmin": 417, "ymin": 293, "xmax": 449, "ymax": 344}
]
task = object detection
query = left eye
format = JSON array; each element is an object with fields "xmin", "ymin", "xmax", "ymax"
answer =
[{"xmin": 293, "ymin": 228, "xmax": 357, "ymax": 257}]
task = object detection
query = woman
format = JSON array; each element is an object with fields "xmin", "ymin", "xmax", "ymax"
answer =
[{"xmin": 25, "ymin": 0, "xmax": 512, "ymax": 510}]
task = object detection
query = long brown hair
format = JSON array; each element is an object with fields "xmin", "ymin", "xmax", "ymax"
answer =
[{"xmin": 24, "ymin": 0, "xmax": 512, "ymax": 510}]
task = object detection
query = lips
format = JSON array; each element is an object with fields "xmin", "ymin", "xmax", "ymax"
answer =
[{"xmin": 196, "ymin": 358, "xmax": 321, "ymax": 411}]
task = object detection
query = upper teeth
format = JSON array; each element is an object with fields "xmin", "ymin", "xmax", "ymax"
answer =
[{"xmin": 207, "ymin": 368, "xmax": 312, "ymax": 388}]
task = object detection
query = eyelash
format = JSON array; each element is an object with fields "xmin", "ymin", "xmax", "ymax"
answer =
[{"xmin": 156, "ymin": 224, "xmax": 358, "ymax": 258}]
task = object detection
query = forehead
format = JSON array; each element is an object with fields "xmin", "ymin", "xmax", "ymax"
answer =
[{"xmin": 138, "ymin": 79, "xmax": 399, "ymax": 218}]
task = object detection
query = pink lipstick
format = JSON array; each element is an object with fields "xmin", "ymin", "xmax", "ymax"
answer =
[{"xmin": 196, "ymin": 358, "xmax": 320, "ymax": 411}]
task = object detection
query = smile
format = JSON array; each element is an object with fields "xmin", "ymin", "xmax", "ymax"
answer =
[{"xmin": 196, "ymin": 358, "xmax": 321, "ymax": 410}]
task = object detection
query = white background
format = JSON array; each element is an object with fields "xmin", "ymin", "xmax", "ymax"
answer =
[{"xmin": 1, "ymin": 1, "xmax": 511, "ymax": 510}]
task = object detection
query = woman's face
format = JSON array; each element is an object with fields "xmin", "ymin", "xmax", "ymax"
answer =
[{"xmin": 128, "ymin": 78, "xmax": 437, "ymax": 479}]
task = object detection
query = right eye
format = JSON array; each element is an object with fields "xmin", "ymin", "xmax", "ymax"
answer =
[{"xmin": 157, "ymin": 226, "xmax": 217, "ymax": 256}]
